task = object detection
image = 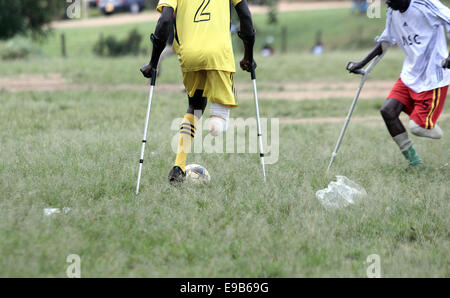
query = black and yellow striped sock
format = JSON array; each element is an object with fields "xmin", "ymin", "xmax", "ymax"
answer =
[{"xmin": 174, "ymin": 113, "xmax": 197, "ymax": 173}]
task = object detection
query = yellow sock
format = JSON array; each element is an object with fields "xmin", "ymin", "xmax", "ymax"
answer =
[{"xmin": 174, "ymin": 113, "xmax": 197, "ymax": 172}]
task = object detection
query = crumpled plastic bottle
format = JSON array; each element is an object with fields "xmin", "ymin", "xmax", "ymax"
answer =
[
  {"xmin": 44, "ymin": 207, "xmax": 71, "ymax": 216},
  {"xmin": 316, "ymin": 176, "xmax": 367, "ymax": 209}
]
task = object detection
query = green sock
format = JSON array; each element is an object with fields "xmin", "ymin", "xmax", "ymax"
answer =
[{"xmin": 401, "ymin": 145, "xmax": 423, "ymax": 166}]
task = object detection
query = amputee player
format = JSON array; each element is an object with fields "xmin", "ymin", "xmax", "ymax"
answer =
[
  {"xmin": 140, "ymin": 0, "xmax": 256, "ymax": 184},
  {"xmin": 348, "ymin": 0, "xmax": 450, "ymax": 168}
]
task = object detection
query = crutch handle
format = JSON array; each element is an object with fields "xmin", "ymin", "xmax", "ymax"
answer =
[
  {"xmin": 248, "ymin": 60, "xmax": 257, "ymax": 80},
  {"xmin": 140, "ymin": 64, "xmax": 157, "ymax": 86},
  {"xmin": 346, "ymin": 62, "xmax": 366, "ymax": 76},
  {"xmin": 150, "ymin": 68, "xmax": 157, "ymax": 86},
  {"xmin": 251, "ymin": 68, "xmax": 256, "ymax": 80}
]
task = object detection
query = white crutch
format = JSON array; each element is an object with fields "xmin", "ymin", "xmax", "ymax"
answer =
[
  {"xmin": 327, "ymin": 52, "xmax": 386, "ymax": 172},
  {"xmin": 136, "ymin": 69, "xmax": 157, "ymax": 195},
  {"xmin": 251, "ymin": 68, "xmax": 267, "ymax": 181}
]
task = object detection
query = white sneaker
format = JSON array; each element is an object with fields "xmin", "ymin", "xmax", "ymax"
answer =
[
  {"xmin": 209, "ymin": 103, "xmax": 230, "ymax": 136},
  {"xmin": 409, "ymin": 119, "xmax": 443, "ymax": 139}
]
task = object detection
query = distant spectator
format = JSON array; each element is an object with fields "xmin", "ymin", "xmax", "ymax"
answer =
[
  {"xmin": 352, "ymin": 0, "xmax": 368, "ymax": 14},
  {"xmin": 312, "ymin": 43, "xmax": 323, "ymax": 55},
  {"xmin": 261, "ymin": 36, "xmax": 275, "ymax": 57},
  {"xmin": 261, "ymin": 44, "xmax": 274, "ymax": 56},
  {"xmin": 312, "ymin": 30, "xmax": 324, "ymax": 55},
  {"xmin": 360, "ymin": 0, "xmax": 368, "ymax": 13}
]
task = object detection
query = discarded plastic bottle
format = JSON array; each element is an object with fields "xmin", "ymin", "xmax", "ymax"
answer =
[
  {"xmin": 44, "ymin": 207, "xmax": 71, "ymax": 216},
  {"xmin": 316, "ymin": 176, "xmax": 367, "ymax": 209}
]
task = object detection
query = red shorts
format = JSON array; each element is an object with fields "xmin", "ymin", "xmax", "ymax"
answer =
[{"xmin": 388, "ymin": 78, "xmax": 448, "ymax": 129}]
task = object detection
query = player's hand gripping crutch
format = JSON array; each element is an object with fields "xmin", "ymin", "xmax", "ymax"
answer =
[
  {"xmin": 136, "ymin": 34, "xmax": 165, "ymax": 194},
  {"xmin": 327, "ymin": 51, "xmax": 386, "ymax": 172}
]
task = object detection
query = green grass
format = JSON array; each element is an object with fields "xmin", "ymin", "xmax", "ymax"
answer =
[
  {"xmin": 0, "ymin": 7, "xmax": 403, "ymax": 85},
  {"xmin": 0, "ymin": 8, "xmax": 449, "ymax": 278},
  {"xmin": 235, "ymin": 97, "xmax": 385, "ymax": 118},
  {"xmin": 0, "ymin": 48, "xmax": 406, "ymax": 85},
  {"xmin": 16, "ymin": 7, "xmax": 387, "ymax": 58},
  {"xmin": 1, "ymin": 52, "xmax": 449, "ymax": 277}
]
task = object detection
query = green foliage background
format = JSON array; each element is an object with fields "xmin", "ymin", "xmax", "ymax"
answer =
[{"xmin": 0, "ymin": 0, "xmax": 69, "ymax": 40}]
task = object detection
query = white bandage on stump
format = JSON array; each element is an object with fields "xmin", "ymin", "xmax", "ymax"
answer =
[
  {"xmin": 209, "ymin": 102, "xmax": 230, "ymax": 136},
  {"xmin": 393, "ymin": 132, "xmax": 413, "ymax": 151},
  {"xmin": 410, "ymin": 119, "xmax": 443, "ymax": 139}
]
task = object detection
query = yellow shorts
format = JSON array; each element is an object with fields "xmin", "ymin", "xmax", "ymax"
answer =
[{"xmin": 183, "ymin": 70, "xmax": 237, "ymax": 107}]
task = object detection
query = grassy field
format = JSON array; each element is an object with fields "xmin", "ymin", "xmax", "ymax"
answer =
[
  {"xmin": 0, "ymin": 7, "xmax": 449, "ymax": 278},
  {"xmin": 12, "ymin": 7, "xmax": 386, "ymax": 58}
]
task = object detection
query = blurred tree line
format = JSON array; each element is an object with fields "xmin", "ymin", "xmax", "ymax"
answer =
[
  {"xmin": 0, "ymin": 0, "xmax": 67, "ymax": 40},
  {"xmin": 0, "ymin": 0, "xmax": 279, "ymax": 40}
]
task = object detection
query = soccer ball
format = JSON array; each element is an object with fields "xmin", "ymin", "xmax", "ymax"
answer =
[{"xmin": 185, "ymin": 164, "xmax": 211, "ymax": 185}]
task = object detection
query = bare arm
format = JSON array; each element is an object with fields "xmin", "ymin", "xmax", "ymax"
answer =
[
  {"xmin": 140, "ymin": 7, "xmax": 174, "ymax": 78},
  {"xmin": 347, "ymin": 42, "xmax": 384, "ymax": 74},
  {"xmin": 154, "ymin": 7, "xmax": 174, "ymax": 43},
  {"xmin": 235, "ymin": 0, "xmax": 254, "ymax": 37},
  {"xmin": 235, "ymin": 1, "xmax": 256, "ymax": 73}
]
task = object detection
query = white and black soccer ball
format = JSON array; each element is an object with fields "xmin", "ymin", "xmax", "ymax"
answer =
[{"xmin": 185, "ymin": 164, "xmax": 211, "ymax": 185}]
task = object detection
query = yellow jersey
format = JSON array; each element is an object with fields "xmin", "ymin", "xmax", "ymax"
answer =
[{"xmin": 157, "ymin": 0, "xmax": 242, "ymax": 73}]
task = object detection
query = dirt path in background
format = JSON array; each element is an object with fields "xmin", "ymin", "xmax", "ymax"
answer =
[
  {"xmin": 52, "ymin": 1, "xmax": 350, "ymax": 29},
  {"xmin": 0, "ymin": 74, "xmax": 70, "ymax": 92},
  {"xmin": 0, "ymin": 74, "xmax": 392, "ymax": 100},
  {"xmin": 2, "ymin": 74, "xmax": 448, "ymax": 125},
  {"xmin": 280, "ymin": 113, "xmax": 450, "ymax": 125},
  {"xmin": 238, "ymin": 80, "xmax": 394, "ymax": 100},
  {"xmin": 251, "ymin": 0, "xmax": 350, "ymax": 14}
]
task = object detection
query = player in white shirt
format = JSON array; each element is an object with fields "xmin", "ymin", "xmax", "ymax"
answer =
[{"xmin": 348, "ymin": 0, "xmax": 450, "ymax": 168}]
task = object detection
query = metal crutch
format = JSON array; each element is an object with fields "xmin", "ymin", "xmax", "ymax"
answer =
[
  {"xmin": 327, "ymin": 52, "xmax": 386, "ymax": 172},
  {"xmin": 251, "ymin": 67, "xmax": 267, "ymax": 181},
  {"xmin": 136, "ymin": 68, "xmax": 157, "ymax": 195}
]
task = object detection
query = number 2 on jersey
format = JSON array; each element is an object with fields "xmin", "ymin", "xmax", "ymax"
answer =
[{"xmin": 194, "ymin": 0, "xmax": 211, "ymax": 22}]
